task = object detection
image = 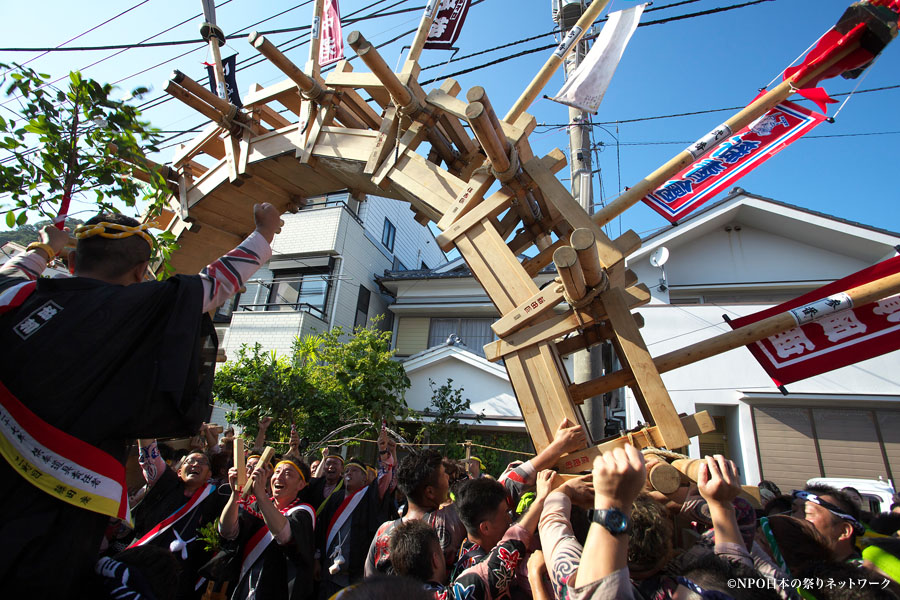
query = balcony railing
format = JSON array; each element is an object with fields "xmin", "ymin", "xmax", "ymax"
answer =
[{"xmin": 236, "ymin": 302, "xmax": 327, "ymax": 321}]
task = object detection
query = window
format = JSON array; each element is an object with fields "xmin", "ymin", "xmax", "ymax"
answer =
[
  {"xmin": 420, "ymin": 261, "xmax": 429, "ymax": 270},
  {"xmin": 392, "ymin": 256, "xmax": 407, "ymax": 271},
  {"xmin": 354, "ymin": 286, "xmax": 371, "ymax": 329},
  {"xmin": 428, "ymin": 318, "xmax": 496, "ymax": 357},
  {"xmin": 381, "ymin": 218, "xmax": 396, "ymax": 252},
  {"xmin": 265, "ymin": 269, "xmax": 330, "ymax": 318}
]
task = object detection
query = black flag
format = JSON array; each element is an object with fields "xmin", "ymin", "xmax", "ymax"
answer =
[{"xmin": 206, "ymin": 54, "xmax": 242, "ymax": 108}]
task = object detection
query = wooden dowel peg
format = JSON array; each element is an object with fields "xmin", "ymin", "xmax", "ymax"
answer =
[
  {"xmin": 249, "ymin": 32, "xmax": 321, "ymax": 97},
  {"xmin": 554, "ymin": 245, "xmax": 586, "ymax": 303},
  {"xmin": 347, "ymin": 31, "xmax": 415, "ymax": 110},
  {"xmin": 466, "ymin": 86, "xmax": 509, "ymax": 154},
  {"xmin": 570, "ymin": 228, "xmax": 606, "ymax": 289},
  {"xmin": 465, "ymin": 102, "xmax": 510, "ymax": 175},
  {"xmin": 241, "ymin": 446, "xmax": 275, "ymax": 500},
  {"xmin": 171, "ymin": 70, "xmax": 233, "ymax": 115}
]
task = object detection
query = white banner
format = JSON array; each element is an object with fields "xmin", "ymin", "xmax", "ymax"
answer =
[{"xmin": 549, "ymin": 4, "xmax": 645, "ymax": 113}]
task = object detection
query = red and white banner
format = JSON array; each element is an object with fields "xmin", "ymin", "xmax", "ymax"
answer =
[
  {"xmin": 641, "ymin": 99, "xmax": 826, "ymax": 224},
  {"xmin": 319, "ymin": 0, "xmax": 344, "ymax": 67},
  {"xmin": 424, "ymin": 0, "xmax": 471, "ymax": 50},
  {"xmin": 728, "ymin": 255, "xmax": 900, "ymax": 387}
]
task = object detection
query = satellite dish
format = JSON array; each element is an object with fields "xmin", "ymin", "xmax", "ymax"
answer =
[{"xmin": 649, "ymin": 247, "xmax": 669, "ymax": 268}]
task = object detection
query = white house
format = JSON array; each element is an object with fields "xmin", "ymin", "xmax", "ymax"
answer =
[{"xmin": 380, "ymin": 189, "xmax": 900, "ymax": 490}]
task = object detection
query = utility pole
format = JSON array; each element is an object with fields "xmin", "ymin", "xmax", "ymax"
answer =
[{"xmin": 554, "ymin": 0, "xmax": 606, "ymax": 441}]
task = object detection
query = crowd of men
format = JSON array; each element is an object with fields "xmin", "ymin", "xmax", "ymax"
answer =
[{"xmin": 2, "ymin": 208, "xmax": 900, "ymax": 600}]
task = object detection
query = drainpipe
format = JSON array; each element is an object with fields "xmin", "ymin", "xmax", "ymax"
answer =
[{"xmin": 328, "ymin": 256, "xmax": 344, "ymax": 330}]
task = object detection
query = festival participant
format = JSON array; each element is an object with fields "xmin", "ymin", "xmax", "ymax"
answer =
[
  {"xmin": 310, "ymin": 448, "xmax": 346, "ymax": 516},
  {"xmin": 317, "ymin": 432, "xmax": 398, "ymax": 598},
  {"xmin": 466, "ymin": 457, "xmax": 486, "ymax": 479},
  {"xmin": 792, "ymin": 484, "xmax": 864, "ymax": 562},
  {"xmin": 219, "ymin": 457, "xmax": 316, "ymax": 600},
  {"xmin": 129, "ymin": 440, "xmax": 228, "ymax": 600},
  {"xmin": 365, "ymin": 448, "xmax": 464, "ymax": 577},
  {"xmin": 0, "ymin": 203, "xmax": 281, "ymax": 596},
  {"xmin": 389, "ymin": 520, "xmax": 449, "ymax": 598},
  {"xmin": 450, "ymin": 470, "xmax": 556, "ymax": 600}
]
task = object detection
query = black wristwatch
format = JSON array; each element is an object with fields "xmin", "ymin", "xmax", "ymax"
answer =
[{"xmin": 587, "ymin": 507, "xmax": 630, "ymax": 535}]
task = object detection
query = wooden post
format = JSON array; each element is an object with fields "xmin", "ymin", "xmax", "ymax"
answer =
[
  {"xmin": 505, "ymin": 0, "xmax": 612, "ymax": 123},
  {"xmin": 464, "ymin": 440, "xmax": 472, "ymax": 461},
  {"xmin": 466, "ymin": 86, "xmax": 509, "ymax": 154},
  {"xmin": 554, "ymin": 246, "xmax": 586, "ymax": 303},
  {"xmin": 570, "ymin": 228, "xmax": 606, "ymax": 289},
  {"xmin": 591, "ymin": 28, "xmax": 865, "ymax": 227},
  {"xmin": 241, "ymin": 446, "xmax": 275, "ymax": 500},
  {"xmin": 171, "ymin": 70, "xmax": 234, "ymax": 115},
  {"xmin": 164, "ymin": 80, "xmax": 224, "ymax": 125},
  {"xmin": 572, "ymin": 270, "xmax": 900, "ymax": 399},
  {"xmin": 249, "ymin": 32, "xmax": 322, "ymax": 98},
  {"xmin": 347, "ymin": 31, "xmax": 415, "ymax": 110},
  {"xmin": 465, "ymin": 102, "xmax": 510, "ymax": 175},
  {"xmin": 648, "ymin": 461, "xmax": 682, "ymax": 494}
]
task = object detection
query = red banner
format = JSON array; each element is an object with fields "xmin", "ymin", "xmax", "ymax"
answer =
[
  {"xmin": 319, "ymin": 0, "xmax": 344, "ymax": 67},
  {"xmin": 728, "ymin": 256, "xmax": 900, "ymax": 387},
  {"xmin": 424, "ymin": 0, "xmax": 471, "ymax": 50},
  {"xmin": 642, "ymin": 99, "xmax": 826, "ymax": 224}
]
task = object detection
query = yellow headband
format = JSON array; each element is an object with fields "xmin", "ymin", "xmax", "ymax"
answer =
[
  {"xmin": 74, "ymin": 221, "xmax": 156, "ymax": 246},
  {"xmin": 275, "ymin": 459, "xmax": 306, "ymax": 483}
]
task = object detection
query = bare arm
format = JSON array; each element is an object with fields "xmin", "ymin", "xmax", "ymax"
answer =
[
  {"xmin": 529, "ymin": 418, "xmax": 588, "ymax": 473},
  {"xmin": 219, "ymin": 467, "xmax": 243, "ymax": 540},
  {"xmin": 698, "ymin": 455, "xmax": 745, "ymax": 548},
  {"xmin": 527, "ymin": 550, "xmax": 554, "ymax": 600},
  {"xmin": 254, "ymin": 417, "xmax": 272, "ymax": 451},
  {"xmin": 0, "ymin": 225, "xmax": 70, "ymax": 280},
  {"xmin": 574, "ymin": 444, "xmax": 646, "ymax": 589},
  {"xmin": 516, "ymin": 470, "xmax": 555, "ymax": 535}
]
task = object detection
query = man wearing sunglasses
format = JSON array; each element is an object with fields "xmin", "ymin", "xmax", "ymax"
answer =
[{"xmin": 792, "ymin": 485, "xmax": 863, "ymax": 562}]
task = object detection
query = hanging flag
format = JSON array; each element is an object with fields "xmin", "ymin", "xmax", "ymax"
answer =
[
  {"xmin": 424, "ymin": 0, "xmax": 472, "ymax": 50},
  {"xmin": 727, "ymin": 256, "xmax": 900, "ymax": 387},
  {"xmin": 549, "ymin": 3, "xmax": 645, "ymax": 113},
  {"xmin": 320, "ymin": 0, "xmax": 344, "ymax": 67},
  {"xmin": 641, "ymin": 99, "xmax": 826, "ymax": 224},
  {"xmin": 205, "ymin": 54, "xmax": 242, "ymax": 107}
]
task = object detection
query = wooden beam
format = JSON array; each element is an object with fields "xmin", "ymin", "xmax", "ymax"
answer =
[
  {"xmin": 600, "ymin": 287, "xmax": 689, "ymax": 449},
  {"xmin": 436, "ymin": 187, "xmax": 513, "ymax": 251}
]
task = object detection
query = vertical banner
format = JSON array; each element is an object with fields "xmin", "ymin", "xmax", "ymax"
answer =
[
  {"xmin": 641, "ymin": 99, "xmax": 826, "ymax": 224},
  {"xmin": 320, "ymin": 0, "xmax": 344, "ymax": 66},
  {"xmin": 424, "ymin": 0, "xmax": 472, "ymax": 50},
  {"xmin": 205, "ymin": 55, "xmax": 242, "ymax": 107},
  {"xmin": 549, "ymin": 4, "xmax": 646, "ymax": 113},
  {"xmin": 727, "ymin": 256, "xmax": 900, "ymax": 387}
]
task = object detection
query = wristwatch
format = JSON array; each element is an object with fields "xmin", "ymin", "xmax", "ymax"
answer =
[{"xmin": 587, "ymin": 507, "xmax": 630, "ymax": 535}]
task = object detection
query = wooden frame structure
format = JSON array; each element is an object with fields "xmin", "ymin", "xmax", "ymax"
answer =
[{"xmin": 148, "ymin": 0, "xmax": 900, "ymax": 473}]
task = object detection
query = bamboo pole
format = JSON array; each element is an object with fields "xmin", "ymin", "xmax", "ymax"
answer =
[
  {"xmin": 466, "ymin": 86, "xmax": 509, "ymax": 154},
  {"xmin": 505, "ymin": 0, "xmax": 612, "ymax": 123},
  {"xmin": 347, "ymin": 31, "xmax": 414, "ymax": 109},
  {"xmin": 554, "ymin": 246, "xmax": 587, "ymax": 303},
  {"xmin": 591, "ymin": 24, "xmax": 866, "ymax": 227},
  {"xmin": 406, "ymin": 0, "xmax": 440, "ymax": 67},
  {"xmin": 570, "ymin": 270, "xmax": 900, "ymax": 399},
  {"xmin": 465, "ymin": 102, "xmax": 510, "ymax": 174}
]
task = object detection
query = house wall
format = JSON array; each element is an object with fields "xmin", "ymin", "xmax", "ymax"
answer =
[{"xmin": 359, "ymin": 196, "xmax": 444, "ymax": 271}]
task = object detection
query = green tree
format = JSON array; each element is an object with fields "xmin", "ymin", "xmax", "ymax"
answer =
[
  {"xmin": 0, "ymin": 63, "xmax": 167, "ymax": 228},
  {"xmin": 0, "ymin": 217, "xmax": 83, "ymax": 247},
  {"xmin": 418, "ymin": 378, "xmax": 482, "ymax": 450}
]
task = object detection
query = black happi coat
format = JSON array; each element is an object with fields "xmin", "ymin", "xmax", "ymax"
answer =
[
  {"xmin": 131, "ymin": 468, "xmax": 229, "ymax": 600},
  {"xmin": 226, "ymin": 499, "xmax": 316, "ymax": 600},
  {"xmin": 0, "ymin": 274, "xmax": 216, "ymax": 597}
]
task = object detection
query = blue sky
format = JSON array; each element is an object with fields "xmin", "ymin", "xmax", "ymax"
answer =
[{"xmin": 2, "ymin": 0, "xmax": 898, "ymax": 241}]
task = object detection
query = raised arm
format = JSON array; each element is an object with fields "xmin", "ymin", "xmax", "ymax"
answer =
[
  {"xmin": 376, "ymin": 429, "xmax": 397, "ymax": 499},
  {"xmin": 254, "ymin": 416, "xmax": 273, "ymax": 452},
  {"xmin": 198, "ymin": 203, "xmax": 281, "ymax": 314},
  {"xmin": 697, "ymin": 455, "xmax": 745, "ymax": 548},
  {"xmin": 137, "ymin": 439, "xmax": 167, "ymax": 487},
  {"xmin": 530, "ymin": 418, "xmax": 588, "ymax": 473},
  {"xmin": 219, "ymin": 466, "xmax": 243, "ymax": 540},
  {"xmin": 0, "ymin": 225, "xmax": 70, "ymax": 280}
]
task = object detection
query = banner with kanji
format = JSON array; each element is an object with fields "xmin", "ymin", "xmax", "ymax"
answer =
[
  {"xmin": 727, "ymin": 255, "xmax": 900, "ymax": 387},
  {"xmin": 205, "ymin": 54, "xmax": 242, "ymax": 107},
  {"xmin": 549, "ymin": 4, "xmax": 645, "ymax": 113},
  {"xmin": 642, "ymin": 100, "xmax": 827, "ymax": 224},
  {"xmin": 424, "ymin": 0, "xmax": 471, "ymax": 50},
  {"xmin": 319, "ymin": 0, "xmax": 344, "ymax": 67}
]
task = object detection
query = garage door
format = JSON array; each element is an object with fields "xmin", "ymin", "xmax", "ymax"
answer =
[
  {"xmin": 753, "ymin": 405, "xmax": 897, "ymax": 492},
  {"xmin": 753, "ymin": 407, "xmax": 821, "ymax": 492}
]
